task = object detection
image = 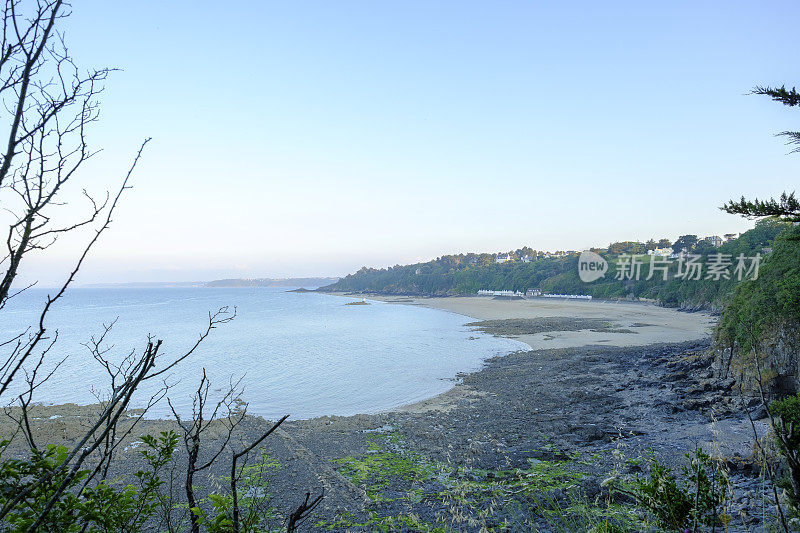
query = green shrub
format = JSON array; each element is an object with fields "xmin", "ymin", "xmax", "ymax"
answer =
[
  {"xmin": 633, "ymin": 459, "xmax": 693, "ymax": 529},
  {"xmin": 771, "ymin": 394, "xmax": 800, "ymax": 446},
  {"xmin": 633, "ymin": 448, "xmax": 729, "ymax": 530},
  {"xmin": 190, "ymin": 449, "xmax": 280, "ymax": 533},
  {"xmin": 718, "ymin": 224, "xmax": 800, "ymax": 354},
  {"xmin": 0, "ymin": 430, "xmax": 177, "ymax": 532},
  {"xmin": 769, "ymin": 393, "xmax": 800, "ymax": 513}
]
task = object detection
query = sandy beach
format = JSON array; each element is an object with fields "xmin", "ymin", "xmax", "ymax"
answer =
[{"xmin": 364, "ymin": 294, "xmax": 716, "ymax": 349}]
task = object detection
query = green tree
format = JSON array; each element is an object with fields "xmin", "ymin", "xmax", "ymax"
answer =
[
  {"xmin": 753, "ymin": 85, "xmax": 800, "ymax": 151},
  {"xmin": 716, "ymin": 81, "xmax": 800, "ymax": 528},
  {"xmin": 694, "ymin": 238, "xmax": 716, "ymax": 256},
  {"xmin": 721, "ymin": 85, "xmax": 799, "ymax": 223},
  {"xmin": 722, "ymin": 191, "xmax": 800, "ymax": 223},
  {"xmin": 608, "ymin": 241, "xmax": 645, "ymax": 255},
  {"xmin": 672, "ymin": 235, "xmax": 698, "ymax": 254}
]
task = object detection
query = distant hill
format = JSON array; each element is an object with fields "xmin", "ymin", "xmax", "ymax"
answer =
[
  {"xmin": 204, "ymin": 277, "xmax": 338, "ymax": 288},
  {"xmin": 81, "ymin": 281, "xmax": 204, "ymax": 289},
  {"xmin": 82, "ymin": 277, "xmax": 339, "ymax": 289},
  {"xmin": 320, "ymin": 220, "xmax": 790, "ymax": 310}
]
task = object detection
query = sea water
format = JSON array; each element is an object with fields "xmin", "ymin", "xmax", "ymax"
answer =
[{"xmin": 0, "ymin": 288, "xmax": 526, "ymax": 420}]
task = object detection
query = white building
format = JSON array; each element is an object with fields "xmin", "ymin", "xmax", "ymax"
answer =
[
  {"xmin": 541, "ymin": 293, "xmax": 592, "ymax": 300},
  {"xmin": 478, "ymin": 289, "xmax": 524, "ymax": 297}
]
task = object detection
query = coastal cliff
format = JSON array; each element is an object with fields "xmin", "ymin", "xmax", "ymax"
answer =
[{"xmin": 714, "ymin": 225, "xmax": 800, "ymax": 397}]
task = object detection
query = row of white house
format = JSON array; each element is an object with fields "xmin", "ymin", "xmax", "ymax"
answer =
[
  {"xmin": 541, "ymin": 293, "xmax": 593, "ymax": 300},
  {"xmin": 496, "ymin": 252, "xmax": 572, "ymax": 263},
  {"xmin": 477, "ymin": 289, "xmax": 522, "ymax": 296},
  {"xmin": 495, "ymin": 234, "xmax": 742, "ymax": 265},
  {"xmin": 477, "ymin": 289, "xmax": 591, "ymax": 300}
]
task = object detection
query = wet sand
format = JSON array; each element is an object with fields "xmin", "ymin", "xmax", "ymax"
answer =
[{"xmin": 364, "ymin": 294, "xmax": 716, "ymax": 349}]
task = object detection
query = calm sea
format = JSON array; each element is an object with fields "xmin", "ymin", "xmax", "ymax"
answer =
[{"xmin": 0, "ymin": 288, "xmax": 526, "ymax": 420}]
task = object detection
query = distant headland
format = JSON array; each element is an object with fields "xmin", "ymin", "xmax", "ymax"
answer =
[
  {"xmin": 81, "ymin": 277, "xmax": 339, "ymax": 289},
  {"xmin": 203, "ymin": 277, "xmax": 339, "ymax": 288}
]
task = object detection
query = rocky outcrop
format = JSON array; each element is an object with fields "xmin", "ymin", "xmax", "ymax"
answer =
[
  {"xmin": 713, "ymin": 318, "xmax": 800, "ymax": 399},
  {"xmin": 762, "ymin": 319, "xmax": 800, "ymax": 395}
]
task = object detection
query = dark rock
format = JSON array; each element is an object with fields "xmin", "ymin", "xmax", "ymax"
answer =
[
  {"xmin": 750, "ymin": 404, "xmax": 768, "ymax": 420},
  {"xmin": 579, "ymin": 476, "xmax": 601, "ymax": 499}
]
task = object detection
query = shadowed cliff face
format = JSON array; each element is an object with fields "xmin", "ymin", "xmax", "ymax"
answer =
[
  {"xmin": 714, "ymin": 225, "xmax": 800, "ymax": 397},
  {"xmin": 763, "ymin": 321, "xmax": 800, "ymax": 396},
  {"xmin": 715, "ymin": 319, "xmax": 800, "ymax": 397}
]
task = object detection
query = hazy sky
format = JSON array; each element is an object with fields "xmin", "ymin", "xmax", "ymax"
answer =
[{"xmin": 17, "ymin": 1, "xmax": 800, "ymax": 285}]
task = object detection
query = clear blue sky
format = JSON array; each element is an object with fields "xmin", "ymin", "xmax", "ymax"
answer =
[{"xmin": 22, "ymin": 1, "xmax": 799, "ymax": 284}]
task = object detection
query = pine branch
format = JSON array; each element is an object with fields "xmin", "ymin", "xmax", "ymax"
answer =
[
  {"xmin": 753, "ymin": 85, "xmax": 800, "ymax": 107},
  {"xmin": 777, "ymin": 131, "xmax": 800, "ymax": 153},
  {"xmin": 720, "ymin": 191, "xmax": 800, "ymax": 222}
]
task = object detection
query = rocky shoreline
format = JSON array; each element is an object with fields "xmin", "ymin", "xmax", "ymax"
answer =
[{"xmin": 276, "ymin": 336, "xmax": 773, "ymax": 530}]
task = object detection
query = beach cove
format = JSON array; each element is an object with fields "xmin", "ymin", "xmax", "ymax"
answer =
[{"xmin": 2, "ymin": 294, "xmax": 772, "ymax": 529}]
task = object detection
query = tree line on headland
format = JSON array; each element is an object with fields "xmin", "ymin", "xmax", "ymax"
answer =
[{"xmin": 321, "ymin": 218, "xmax": 794, "ymax": 311}]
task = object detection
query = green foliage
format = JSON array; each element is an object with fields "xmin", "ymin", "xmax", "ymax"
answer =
[
  {"xmin": 325, "ymin": 221, "xmax": 790, "ymax": 311},
  {"xmin": 319, "ymin": 510, "xmax": 447, "ymax": 532},
  {"xmin": 672, "ymin": 234, "xmax": 698, "ymax": 254},
  {"xmin": 751, "ymin": 85, "xmax": 800, "ymax": 153},
  {"xmin": 587, "ymin": 523, "xmax": 628, "ymax": 533},
  {"xmin": 769, "ymin": 393, "xmax": 800, "ymax": 513},
  {"xmin": 191, "ymin": 493, "xmax": 236, "ymax": 533},
  {"xmin": 334, "ymin": 432, "xmax": 434, "ymax": 502},
  {"xmin": 632, "ymin": 448, "xmax": 729, "ymax": 530},
  {"xmin": 771, "ymin": 394, "xmax": 800, "ymax": 449},
  {"xmin": 754, "ymin": 85, "xmax": 800, "ymax": 107},
  {"xmin": 0, "ymin": 442, "xmax": 85, "ymax": 532},
  {"xmin": 325, "ymin": 433, "xmax": 746, "ymax": 531},
  {"xmin": 327, "ymin": 436, "xmax": 646, "ymax": 532},
  {"xmin": 324, "ymin": 251, "xmax": 576, "ymax": 297},
  {"xmin": 608, "ymin": 241, "xmax": 645, "ymax": 255},
  {"xmin": 0, "ymin": 430, "xmax": 178, "ymax": 532},
  {"xmin": 633, "ymin": 459, "xmax": 693, "ymax": 529},
  {"xmin": 0, "ymin": 425, "xmax": 283, "ymax": 533},
  {"xmin": 191, "ymin": 449, "xmax": 281, "ymax": 533},
  {"xmin": 717, "ymin": 224, "xmax": 800, "ymax": 353},
  {"xmin": 323, "ymin": 432, "xmax": 444, "ymax": 531},
  {"xmin": 722, "ymin": 191, "xmax": 800, "ymax": 221},
  {"xmin": 681, "ymin": 448, "xmax": 730, "ymax": 527}
]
